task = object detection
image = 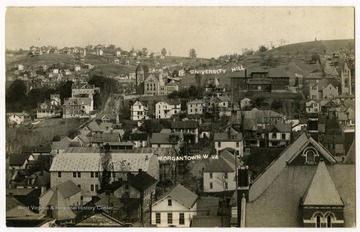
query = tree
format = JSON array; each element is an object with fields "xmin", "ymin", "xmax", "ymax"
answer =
[
  {"xmin": 348, "ymin": 42, "xmax": 354, "ymax": 54},
  {"xmin": 271, "ymin": 99, "xmax": 283, "ymax": 111},
  {"xmin": 189, "ymin": 48, "xmax": 197, "ymax": 58},
  {"xmin": 195, "ymin": 73, "xmax": 202, "ymax": 87},
  {"xmin": 257, "ymin": 45, "xmax": 268, "ymax": 53},
  {"xmin": 107, "ymin": 44, "xmax": 116, "ymax": 49},
  {"xmin": 142, "ymin": 47, "xmax": 148, "ymax": 57},
  {"xmin": 161, "ymin": 48, "xmax": 167, "ymax": 56}
]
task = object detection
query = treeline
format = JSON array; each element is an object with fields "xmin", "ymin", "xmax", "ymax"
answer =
[{"xmin": 6, "ymin": 80, "xmax": 73, "ymax": 113}]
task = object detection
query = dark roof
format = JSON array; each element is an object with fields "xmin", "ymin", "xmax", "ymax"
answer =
[
  {"xmin": 192, "ymin": 215, "xmax": 230, "ymax": 227},
  {"xmin": 122, "ymin": 131, "xmax": 148, "ymax": 141},
  {"xmin": 51, "ymin": 180, "xmax": 81, "ymax": 199},
  {"xmin": 213, "ymin": 131, "xmax": 243, "ymax": 141},
  {"xmin": 9, "ymin": 153, "xmax": 29, "ymax": 166},
  {"xmin": 269, "ymin": 121, "xmax": 291, "ymax": 133},
  {"xmin": 30, "ymin": 171, "xmax": 50, "ymax": 186},
  {"xmin": 203, "ymin": 150, "xmax": 238, "ymax": 172},
  {"xmin": 22, "ymin": 146, "xmax": 51, "ymax": 153},
  {"xmin": 151, "ymin": 133, "xmax": 182, "ymax": 144},
  {"xmin": 196, "ymin": 197, "xmax": 220, "ymax": 216},
  {"xmin": 171, "ymin": 120, "xmax": 198, "ymax": 129},
  {"xmin": 155, "ymin": 184, "xmax": 198, "ymax": 208},
  {"xmin": 128, "ymin": 170, "xmax": 157, "ymax": 191},
  {"xmin": 91, "ymin": 133, "xmax": 120, "ymax": 143}
]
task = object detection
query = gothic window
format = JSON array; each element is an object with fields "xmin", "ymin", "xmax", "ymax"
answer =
[{"xmin": 326, "ymin": 215, "xmax": 332, "ymax": 228}]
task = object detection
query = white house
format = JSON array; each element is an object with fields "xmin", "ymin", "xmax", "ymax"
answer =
[
  {"xmin": 203, "ymin": 150, "xmax": 240, "ymax": 193},
  {"xmin": 214, "ymin": 128, "xmax": 243, "ymax": 156},
  {"xmin": 130, "ymin": 100, "xmax": 149, "ymax": 121},
  {"xmin": 240, "ymin": 97, "xmax": 252, "ymax": 110},
  {"xmin": 151, "ymin": 184, "xmax": 198, "ymax": 227},
  {"xmin": 155, "ymin": 100, "xmax": 181, "ymax": 119},
  {"xmin": 7, "ymin": 112, "xmax": 31, "ymax": 125},
  {"xmin": 306, "ymin": 100, "xmax": 321, "ymax": 113},
  {"xmin": 187, "ymin": 100, "xmax": 205, "ymax": 115}
]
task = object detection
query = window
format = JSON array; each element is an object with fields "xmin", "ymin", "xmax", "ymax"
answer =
[
  {"xmin": 77, "ymin": 172, "xmax": 81, "ymax": 178},
  {"xmin": 326, "ymin": 215, "xmax": 332, "ymax": 227},
  {"xmin": 156, "ymin": 213, "xmax": 161, "ymax": 224},
  {"xmin": 91, "ymin": 172, "xmax": 94, "ymax": 178},
  {"xmin": 95, "ymin": 172, "xmax": 99, "ymax": 178},
  {"xmin": 91, "ymin": 184, "xmax": 94, "ymax": 192},
  {"xmin": 168, "ymin": 199, "xmax": 172, "ymax": 206},
  {"xmin": 167, "ymin": 213, "xmax": 173, "ymax": 224},
  {"xmin": 78, "ymin": 184, "xmax": 81, "ymax": 189},
  {"xmin": 209, "ymin": 173, "xmax": 213, "ymax": 179},
  {"xmin": 306, "ymin": 150, "xmax": 316, "ymax": 165},
  {"xmin": 217, "ymin": 142, "xmax": 221, "ymax": 147},
  {"xmin": 225, "ymin": 182, "xmax": 228, "ymax": 189},
  {"xmin": 272, "ymin": 133, "xmax": 277, "ymax": 139},
  {"xmin": 316, "ymin": 215, "xmax": 321, "ymax": 228},
  {"xmin": 281, "ymin": 133, "xmax": 286, "ymax": 140},
  {"xmin": 73, "ymin": 172, "xmax": 76, "ymax": 178},
  {"xmin": 179, "ymin": 213, "xmax": 185, "ymax": 225},
  {"xmin": 224, "ymin": 172, "xmax": 228, "ymax": 179},
  {"xmin": 95, "ymin": 184, "xmax": 99, "ymax": 192},
  {"xmin": 236, "ymin": 142, "xmax": 240, "ymax": 148},
  {"xmin": 210, "ymin": 182, "xmax": 213, "ymax": 189},
  {"xmin": 58, "ymin": 172, "xmax": 61, "ymax": 178}
]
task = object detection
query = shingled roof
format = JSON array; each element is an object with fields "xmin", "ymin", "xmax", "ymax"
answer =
[
  {"xmin": 128, "ymin": 170, "xmax": 157, "ymax": 191},
  {"xmin": 302, "ymin": 161, "xmax": 344, "ymax": 206}
]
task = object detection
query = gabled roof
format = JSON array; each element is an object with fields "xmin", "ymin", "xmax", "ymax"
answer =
[
  {"xmin": 154, "ymin": 184, "xmax": 197, "ymax": 209},
  {"xmin": 90, "ymin": 133, "xmax": 120, "ymax": 143},
  {"xmin": 122, "ymin": 131, "xmax": 148, "ymax": 141},
  {"xmin": 213, "ymin": 131, "xmax": 243, "ymax": 141},
  {"xmin": 9, "ymin": 153, "xmax": 29, "ymax": 166},
  {"xmin": 75, "ymin": 212, "xmax": 125, "ymax": 227},
  {"xmin": 47, "ymin": 189, "xmax": 77, "ymax": 220},
  {"xmin": 270, "ymin": 121, "xmax": 291, "ymax": 133},
  {"xmin": 249, "ymin": 132, "xmax": 337, "ymax": 202},
  {"xmin": 95, "ymin": 112, "xmax": 117, "ymax": 121},
  {"xmin": 187, "ymin": 99, "xmax": 205, "ymax": 105},
  {"xmin": 344, "ymin": 140, "xmax": 355, "ymax": 164},
  {"xmin": 170, "ymin": 120, "xmax": 198, "ymax": 129},
  {"xmin": 50, "ymin": 180, "xmax": 81, "ymax": 199},
  {"xmin": 302, "ymin": 161, "xmax": 344, "ymax": 206},
  {"xmin": 52, "ymin": 136, "xmax": 80, "ymax": 150},
  {"xmin": 128, "ymin": 170, "xmax": 158, "ymax": 191},
  {"xmin": 150, "ymin": 132, "xmax": 182, "ymax": 144},
  {"xmin": 29, "ymin": 171, "xmax": 50, "ymax": 186}
]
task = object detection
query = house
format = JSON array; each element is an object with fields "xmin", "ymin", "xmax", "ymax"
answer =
[
  {"xmin": 121, "ymin": 131, "xmax": 149, "ymax": 148},
  {"xmin": 165, "ymin": 81, "xmax": 179, "ymax": 94},
  {"xmin": 74, "ymin": 65, "xmax": 81, "ymax": 72},
  {"xmin": 203, "ymin": 150, "xmax": 240, "ymax": 192},
  {"xmin": 267, "ymin": 121, "xmax": 292, "ymax": 148},
  {"xmin": 51, "ymin": 136, "xmax": 81, "ymax": 155},
  {"xmin": 130, "ymin": 100, "xmax": 149, "ymax": 121},
  {"xmin": 11, "ymin": 170, "xmax": 50, "ymax": 195},
  {"xmin": 49, "ymin": 147, "xmax": 159, "ymax": 197},
  {"xmin": 319, "ymin": 135, "xmax": 345, "ymax": 156},
  {"xmin": 6, "ymin": 194, "xmax": 46, "ymax": 227},
  {"xmin": 39, "ymin": 180, "xmax": 82, "ymax": 221},
  {"xmin": 170, "ymin": 120, "xmax": 199, "ymax": 144},
  {"xmin": 114, "ymin": 169, "xmax": 157, "ymax": 216},
  {"xmin": 89, "ymin": 132, "xmax": 121, "ymax": 147},
  {"xmin": 144, "ymin": 73, "xmax": 161, "ymax": 95},
  {"xmin": 205, "ymin": 96, "xmax": 231, "ymax": 116},
  {"xmin": 150, "ymin": 133, "xmax": 183, "ymax": 148},
  {"xmin": 63, "ymin": 97, "xmax": 93, "ymax": 118},
  {"xmin": 71, "ymin": 82, "xmax": 100, "ymax": 99},
  {"xmin": 151, "ymin": 184, "xmax": 198, "ymax": 227},
  {"xmin": 94, "ymin": 112, "xmax": 118, "ymax": 124},
  {"xmin": 7, "ymin": 112, "xmax": 31, "ymax": 125},
  {"xmin": 37, "ymin": 101, "xmax": 61, "ymax": 119},
  {"xmin": 231, "ymin": 131, "xmax": 355, "ymax": 227},
  {"xmin": 308, "ymin": 79, "xmax": 340, "ymax": 100},
  {"xmin": 240, "ymin": 97, "xmax": 252, "ymax": 110},
  {"xmin": 187, "ymin": 99, "xmax": 205, "ymax": 115},
  {"xmin": 214, "ymin": 128, "xmax": 243, "ymax": 156},
  {"xmin": 96, "ymin": 49, "xmax": 103, "ymax": 56},
  {"xmin": 155, "ymin": 100, "xmax": 181, "ymax": 119}
]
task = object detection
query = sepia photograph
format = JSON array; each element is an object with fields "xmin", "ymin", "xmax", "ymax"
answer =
[{"xmin": 3, "ymin": 2, "xmax": 356, "ymax": 229}]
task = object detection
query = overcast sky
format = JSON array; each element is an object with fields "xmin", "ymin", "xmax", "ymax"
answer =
[{"xmin": 5, "ymin": 7, "xmax": 355, "ymax": 58}]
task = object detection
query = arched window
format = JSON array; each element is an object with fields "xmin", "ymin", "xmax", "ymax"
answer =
[
  {"xmin": 316, "ymin": 215, "xmax": 321, "ymax": 228},
  {"xmin": 326, "ymin": 215, "xmax": 332, "ymax": 228},
  {"xmin": 307, "ymin": 150, "xmax": 315, "ymax": 164}
]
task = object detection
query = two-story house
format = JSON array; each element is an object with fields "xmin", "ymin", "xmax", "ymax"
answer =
[
  {"xmin": 7, "ymin": 112, "xmax": 31, "ymax": 126},
  {"xmin": 49, "ymin": 147, "xmax": 159, "ymax": 198},
  {"xmin": 151, "ymin": 184, "xmax": 198, "ymax": 227},
  {"xmin": 130, "ymin": 100, "xmax": 149, "ymax": 121},
  {"xmin": 187, "ymin": 99, "xmax": 205, "ymax": 115},
  {"xmin": 203, "ymin": 150, "xmax": 240, "ymax": 193},
  {"xmin": 267, "ymin": 121, "xmax": 292, "ymax": 148},
  {"xmin": 155, "ymin": 100, "xmax": 181, "ymax": 119},
  {"xmin": 306, "ymin": 100, "xmax": 321, "ymax": 113},
  {"xmin": 170, "ymin": 120, "xmax": 199, "ymax": 144},
  {"xmin": 214, "ymin": 128, "xmax": 243, "ymax": 156}
]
